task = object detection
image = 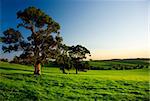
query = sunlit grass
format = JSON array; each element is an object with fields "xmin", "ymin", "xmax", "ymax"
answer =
[{"xmin": 0, "ymin": 61, "xmax": 149, "ymax": 101}]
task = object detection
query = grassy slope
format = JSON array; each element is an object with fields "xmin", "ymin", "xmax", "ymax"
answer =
[
  {"xmin": 0, "ymin": 62, "xmax": 149, "ymax": 101},
  {"xmin": 89, "ymin": 59, "xmax": 149, "ymax": 69}
]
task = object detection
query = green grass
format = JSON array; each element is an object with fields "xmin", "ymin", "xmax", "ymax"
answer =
[
  {"xmin": 0, "ymin": 61, "xmax": 149, "ymax": 101},
  {"xmin": 89, "ymin": 59, "xmax": 149, "ymax": 70}
]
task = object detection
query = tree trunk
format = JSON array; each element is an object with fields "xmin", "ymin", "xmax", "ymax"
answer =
[
  {"xmin": 61, "ymin": 66, "xmax": 67, "ymax": 74},
  {"xmin": 34, "ymin": 63, "xmax": 41, "ymax": 75},
  {"xmin": 62, "ymin": 68, "xmax": 66, "ymax": 74},
  {"xmin": 76, "ymin": 68, "xmax": 78, "ymax": 74}
]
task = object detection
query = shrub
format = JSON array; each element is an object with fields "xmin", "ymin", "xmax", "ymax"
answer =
[{"xmin": 0, "ymin": 58, "xmax": 8, "ymax": 62}]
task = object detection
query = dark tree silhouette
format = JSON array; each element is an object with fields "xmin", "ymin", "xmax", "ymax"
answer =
[
  {"xmin": 69, "ymin": 45, "xmax": 91, "ymax": 74},
  {"xmin": 0, "ymin": 58, "xmax": 8, "ymax": 62},
  {"xmin": 56, "ymin": 44, "xmax": 91, "ymax": 74},
  {"xmin": 0, "ymin": 7, "xmax": 62, "ymax": 75},
  {"xmin": 55, "ymin": 44, "xmax": 72, "ymax": 74}
]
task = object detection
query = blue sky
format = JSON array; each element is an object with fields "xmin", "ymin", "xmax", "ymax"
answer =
[{"xmin": 0, "ymin": 0, "xmax": 149, "ymax": 60}]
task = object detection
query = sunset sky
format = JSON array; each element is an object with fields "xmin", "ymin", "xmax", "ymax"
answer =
[{"xmin": 0, "ymin": 0, "xmax": 149, "ymax": 60}]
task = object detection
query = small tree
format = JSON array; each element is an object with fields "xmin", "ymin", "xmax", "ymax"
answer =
[
  {"xmin": 0, "ymin": 7, "xmax": 62, "ymax": 75},
  {"xmin": 55, "ymin": 44, "xmax": 90, "ymax": 74},
  {"xmin": 69, "ymin": 45, "xmax": 91, "ymax": 74},
  {"xmin": 55, "ymin": 44, "xmax": 72, "ymax": 74},
  {"xmin": 10, "ymin": 56, "xmax": 20, "ymax": 64},
  {"xmin": 0, "ymin": 58, "xmax": 8, "ymax": 62}
]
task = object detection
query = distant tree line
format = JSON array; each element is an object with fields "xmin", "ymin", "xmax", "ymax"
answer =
[
  {"xmin": 0, "ymin": 58, "xmax": 8, "ymax": 62},
  {"xmin": 90, "ymin": 64, "xmax": 149, "ymax": 70}
]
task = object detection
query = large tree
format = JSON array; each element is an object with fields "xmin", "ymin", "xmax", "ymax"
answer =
[{"xmin": 0, "ymin": 7, "xmax": 62, "ymax": 75}]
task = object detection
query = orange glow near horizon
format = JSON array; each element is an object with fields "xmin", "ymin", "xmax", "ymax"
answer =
[{"xmin": 89, "ymin": 49, "xmax": 150, "ymax": 60}]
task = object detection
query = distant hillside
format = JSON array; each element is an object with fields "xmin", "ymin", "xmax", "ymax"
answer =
[
  {"xmin": 89, "ymin": 58, "xmax": 149, "ymax": 70},
  {"xmin": 93, "ymin": 58, "xmax": 150, "ymax": 61}
]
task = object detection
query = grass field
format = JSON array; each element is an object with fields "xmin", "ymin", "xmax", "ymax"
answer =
[
  {"xmin": 0, "ymin": 61, "xmax": 149, "ymax": 101},
  {"xmin": 89, "ymin": 59, "xmax": 149, "ymax": 70}
]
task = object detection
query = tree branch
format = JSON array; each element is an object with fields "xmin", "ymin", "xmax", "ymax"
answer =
[{"xmin": 17, "ymin": 23, "xmax": 35, "ymax": 34}]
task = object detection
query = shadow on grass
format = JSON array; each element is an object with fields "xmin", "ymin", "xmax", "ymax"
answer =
[
  {"xmin": 0, "ymin": 66, "xmax": 33, "ymax": 72},
  {"xmin": 1, "ymin": 72, "xmax": 34, "ymax": 81},
  {"xmin": 1, "ymin": 72, "xmax": 33, "ymax": 76}
]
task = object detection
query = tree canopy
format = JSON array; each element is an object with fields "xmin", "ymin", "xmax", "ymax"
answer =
[
  {"xmin": 56, "ymin": 44, "xmax": 91, "ymax": 74},
  {"xmin": 0, "ymin": 6, "xmax": 91, "ymax": 75},
  {"xmin": 1, "ymin": 6, "xmax": 62, "ymax": 75}
]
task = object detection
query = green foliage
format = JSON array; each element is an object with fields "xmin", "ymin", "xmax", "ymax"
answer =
[
  {"xmin": 0, "ymin": 62, "xmax": 149, "ymax": 100},
  {"xmin": 17, "ymin": 6, "xmax": 60, "ymax": 30},
  {"xmin": 1, "ymin": 28, "xmax": 23, "ymax": 53},
  {"xmin": 1, "ymin": 28, "xmax": 23, "ymax": 43},
  {"xmin": 68, "ymin": 45, "xmax": 91, "ymax": 74},
  {"xmin": 0, "ymin": 7, "xmax": 62, "ymax": 69},
  {"xmin": 69, "ymin": 45, "xmax": 91, "ymax": 60},
  {"xmin": 56, "ymin": 44, "xmax": 91, "ymax": 74}
]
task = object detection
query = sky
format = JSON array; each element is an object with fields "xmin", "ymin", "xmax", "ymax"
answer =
[{"xmin": 0, "ymin": 0, "xmax": 149, "ymax": 60}]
